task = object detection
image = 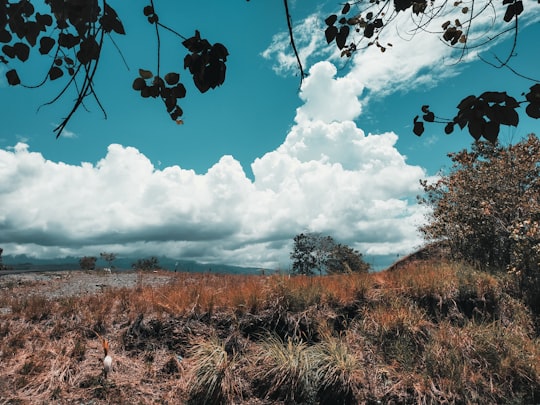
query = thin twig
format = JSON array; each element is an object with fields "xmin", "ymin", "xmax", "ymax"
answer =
[{"xmin": 283, "ymin": 0, "xmax": 306, "ymax": 85}]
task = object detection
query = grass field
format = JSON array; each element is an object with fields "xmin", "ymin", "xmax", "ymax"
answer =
[{"xmin": 0, "ymin": 261, "xmax": 539, "ymax": 404}]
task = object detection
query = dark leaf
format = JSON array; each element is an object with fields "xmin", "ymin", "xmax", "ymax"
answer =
[
  {"xmin": 413, "ymin": 0, "xmax": 427, "ymax": 14},
  {"xmin": 450, "ymin": 29, "xmax": 462, "ymax": 45},
  {"xmin": 0, "ymin": 29, "xmax": 12, "ymax": 43},
  {"xmin": 373, "ymin": 18, "xmax": 383, "ymax": 28},
  {"xmin": 161, "ymin": 87, "xmax": 171, "ymax": 98},
  {"xmin": 364, "ymin": 23, "xmax": 375, "ymax": 38},
  {"xmin": 457, "ymin": 95, "xmax": 477, "ymax": 110},
  {"xmin": 514, "ymin": 1, "xmax": 524, "ymax": 16},
  {"xmin": 483, "ymin": 121, "xmax": 500, "ymax": 143},
  {"xmin": 467, "ymin": 117, "xmax": 484, "ymax": 140},
  {"xmin": 366, "ymin": 12, "xmax": 373, "ymax": 20},
  {"xmin": 342, "ymin": 3, "xmax": 351, "ymax": 14},
  {"xmin": 164, "ymin": 72, "xmax": 180, "ymax": 85},
  {"xmin": 525, "ymin": 84, "xmax": 540, "ymax": 104},
  {"xmin": 22, "ymin": 1, "xmax": 34, "ymax": 16},
  {"xmin": 54, "ymin": 58, "xmax": 63, "ymax": 66},
  {"xmin": 58, "ymin": 33, "xmax": 79, "ymax": 48},
  {"xmin": 413, "ymin": 116, "xmax": 424, "ymax": 136},
  {"xmin": 194, "ymin": 75, "xmax": 210, "ymax": 93},
  {"xmin": 173, "ymin": 83, "xmax": 187, "ymax": 98},
  {"xmin": 336, "ymin": 26, "xmax": 350, "ymax": 49},
  {"xmin": 6, "ymin": 69, "xmax": 20, "ymax": 85},
  {"xmin": 444, "ymin": 122, "xmax": 455, "ymax": 134},
  {"xmin": 39, "ymin": 36, "xmax": 55, "ymax": 55},
  {"xmin": 149, "ymin": 85, "xmax": 159, "ymax": 98},
  {"xmin": 504, "ymin": 95, "xmax": 520, "ymax": 108},
  {"xmin": 153, "ymin": 76, "xmax": 164, "ymax": 89},
  {"xmin": 421, "ymin": 105, "xmax": 430, "ymax": 113},
  {"xmin": 171, "ymin": 105, "xmax": 183, "ymax": 120},
  {"xmin": 423, "ymin": 111, "xmax": 435, "ymax": 122},
  {"xmin": 503, "ymin": 2, "xmax": 522, "ymax": 22},
  {"xmin": 525, "ymin": 103, "xmax": 540, "ymax": 119},
  {"xmin": 183, "ymin": 54, "xmax": 192, "ymax": 70},
  {"xmin": 141, "ymin": 86, "xmax": 151, "ymax": 98},
  {"xmin": 394, "ymin": 0, "xmax": 413, "ymax": 11},
  {"xmin": 454, "ymin": 112, "xmax": 469, "ymax": 129},
  {"xmin": 143, "ymin": 6, "xmax": 154, "ymax": 16},
  {"xmin": 325, "ymin": 25, "xmax": 338, "ymax": 44},
  {"xmin": 132, "ymin": 77, "xmax": 146, "ymax": 91},
  {"xmin": 35, "ymin": 13, "xmax": 53, "ymax": 28},
  {"xmin": 2, "ymin": 44, "xmax": 15, "ymax": 58},
  {"xmin": 24, "ymin": 22, "xmax": 40, "ymax": 46},
  {"xmin": 325, "ymin": 14, "xmax": 338, "ymax": 26},
  {"xmin": 480, "ymin": 91, "xmax": 506, "ymax": 103},
  {"xmin": 13, "ymin": 42, "xmax": 29, "ymax": 62},
  {"xmin": 211, "ymin": 43, "xmax": 229, "ymax": 60},
  {"xmin": 49, "ymin": 66, "xmax": 63, "ymax": 80},
  {"xmin": 182, "ymin": 37, "xmax": 199, "ymax": 52},
  {"xmin": 102, "ymin": 6, "xmax": 126, "ymax": 35},
  {"xmin": 339, "ymin": 17, "xmax": 347, "ymax": 24},
  {"xmin": 139, "ymin": 69, "xmax": 153, "ymax": 79},
  {"xmin": 164, "ymin": 96, "xmax": 176, "ymax": 112},
  {"xmin": 495, "ymin": 105, "xmax": 519, "ymax": 126}
]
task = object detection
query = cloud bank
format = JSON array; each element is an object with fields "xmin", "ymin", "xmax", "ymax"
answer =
[{"xmin": 0, "ymin": 60, "xmax": 428, "ymax": 269}]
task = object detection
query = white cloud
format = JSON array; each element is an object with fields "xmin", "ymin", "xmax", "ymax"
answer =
[{"xmin": 0, "ymin": 59, "xmax": 429, "ymax": 270}]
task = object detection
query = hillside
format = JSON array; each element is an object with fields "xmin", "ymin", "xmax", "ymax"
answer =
[{"xmin": 0, "ymin": 261, "xmax": 539, "ymax": 404}]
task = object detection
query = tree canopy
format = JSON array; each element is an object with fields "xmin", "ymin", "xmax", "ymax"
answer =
[
  {"xmin": 1, "ymin": 0, "xmax": 538, "ymax": 141},
  {"xmin": 290, "ymin": 233, "xmax": 370, "ymax": 275},
  {"xmin": 419, "ymin": 133, "xmax": 540, "ymax": 309}
]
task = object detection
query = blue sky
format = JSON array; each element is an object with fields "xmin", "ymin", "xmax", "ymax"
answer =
[{"xmin": 0, "ymin": 1, "xmax": 539, "ymax": 270}]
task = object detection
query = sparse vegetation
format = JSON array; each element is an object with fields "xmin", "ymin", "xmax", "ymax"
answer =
[
  {"xmin": 0, "ymin": 261, "xmax": 539, "ymax": 404},
  {"xmin": 79, "ymin": 256, "xmax": 97, "ymax": 271}
]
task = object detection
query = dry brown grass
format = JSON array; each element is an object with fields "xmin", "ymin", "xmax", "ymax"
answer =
[{"xmin": 0, "ymin": 263, "xmax": 539, "ymax": 404}]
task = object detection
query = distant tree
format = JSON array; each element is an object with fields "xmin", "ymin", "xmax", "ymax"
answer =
[
  {"xmin": 79, "ymin": 256, "xmax": 97, "ymax": 271},
  {"xmin": 0, "ymin": 247, "xmax": 4, "ymax": 270},
  {"xmin": 291, "ymin": 233, "xmax": 369, "ymax": 275},
  {"xmin": 291, "ymin": 233, "xmax": 319, "ymax": 275},
  {"xmin": 419, "ymin": 134, "xmax": 540, "ymax": 307},
  {"xmin": 100, "ymin": 252, "xmax": 117, "ymax": 268},
  {"xmin": 132, "ymin": 256, "xmax": 160, "ymax": 271},
  {"xmin": 326, "ymin": 243, "xmax": 370, "ymax": 274}
]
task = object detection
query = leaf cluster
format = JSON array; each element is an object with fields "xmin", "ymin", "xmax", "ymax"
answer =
[
  {"xmin": 133, "ymin": 68, "xmax": 186, "ymax": 124},
  {"xmin": 1, "ymin": 0, "xmax": 127, "ymax": 137},
  {"xmin": 134, "ymin": 4, "xmax": 229, "ymax": 124},
  {"xmin": 414, "ymin": 85, "xmax": 540, "ymax": 142},
  {"xmin": 183, "ymin": 29, "xmax": 228, "ymax": 94}
]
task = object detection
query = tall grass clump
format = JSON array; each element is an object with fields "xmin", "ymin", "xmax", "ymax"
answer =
[
  {"xmin": 186, "ymin": 335, "xmax": 242, "ymax": 405},
  {"xmin": 252, "ymin": 333, "xmax": 316, "ymax": 403},
  {"xmin": 311, "ymin": 333, "xmax": 364, "ymax": 405}
]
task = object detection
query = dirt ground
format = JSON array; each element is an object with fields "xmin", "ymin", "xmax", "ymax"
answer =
[{"xmin": 0, "ymin": 269, "xmax": 176, "ymax": 300}]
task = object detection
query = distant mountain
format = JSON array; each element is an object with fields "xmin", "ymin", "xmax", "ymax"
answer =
[{"xmin": 1, "ymin": 254, "xmax": 266, "ymax": 275}]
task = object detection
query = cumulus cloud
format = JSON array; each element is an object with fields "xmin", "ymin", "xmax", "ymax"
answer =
[{"xmin": 0, "ymin": 56, "xmax": 430, "ymax": 270}]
